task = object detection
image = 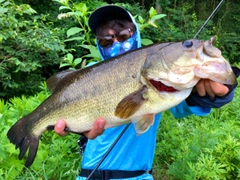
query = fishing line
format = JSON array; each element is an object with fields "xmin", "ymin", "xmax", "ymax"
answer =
[
  {"xmin": 86, "ymin": 1, "xmax": 226, "ymax": 179},
  {"xmin": 194, "ymin": 0, "xmax": 225, "ymax": 39},
  {"xmin": 86, "ymin": 123, "xmax": 131, "ymax": 180}
]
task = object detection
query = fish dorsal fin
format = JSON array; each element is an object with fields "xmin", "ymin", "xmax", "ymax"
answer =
[
  {"xmin": 46, "ymin": 70, "xmax": 75, "ymax": 93},
  {"xmin": 132, "ymin": 114, "xmax": 154, "ymax": 134},
  {"xmin": 115, "ymin": 85, "xmax": 148, "ymax": 119}
]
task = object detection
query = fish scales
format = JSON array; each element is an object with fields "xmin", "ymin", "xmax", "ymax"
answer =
[
  {"xmin": 7, "ymin": 38, "xmax": 237, "ymax": 167},
  {"xmin": 32, "ymin": 47, "xmax": 150, "ymax": 135}
]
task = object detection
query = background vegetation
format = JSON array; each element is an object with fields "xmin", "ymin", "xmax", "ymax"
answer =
[{"xmin": 0, "ymin": 0, "xmax": 240, "ymax": 179}]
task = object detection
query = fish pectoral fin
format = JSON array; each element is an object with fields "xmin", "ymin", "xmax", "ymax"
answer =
[
  {"xmin": 132, "ymin": 114, "xmax": 154, "ymax": 135},
  {"xmin": 115, "ymin": 85, "xmax": 148, "ymax": 119}
]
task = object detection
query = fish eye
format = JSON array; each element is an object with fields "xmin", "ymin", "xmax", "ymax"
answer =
[{"xmin": 182, "ymin": 40, "xmax": 193, "ymax": 48}]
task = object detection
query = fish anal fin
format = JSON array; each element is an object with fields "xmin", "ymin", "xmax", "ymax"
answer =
[
  {"xmin": 115, "ymin": 85, "xmax": 148, "ymax": 119},
  {"xmin": 133, "ymin": 114, "xmax": 154, "ymax": 135}
]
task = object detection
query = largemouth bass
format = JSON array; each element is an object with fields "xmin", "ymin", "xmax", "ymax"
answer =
[{"xmin": 7, "ymin": 37, "xmax": 237, "ymax": 167}]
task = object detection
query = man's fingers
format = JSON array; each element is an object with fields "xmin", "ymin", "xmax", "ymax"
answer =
[
  {"xmin": 54, "ymin": 119, "xmax": 68, "ymax": 136},
  {"xmin": 54, "ymin": 118, "xmax": 106, "ymax": 138},
  {"xmin": 195, "ymin": 79, "xmax": 206, "ymax": 97},
  {"xmin": 210, "ymin": 81, "xmax": 229, "ymax": 96},
  {"xmin": 204, "ymin": 80, "xmax": 215, "ymax": 98},
  {"xmin": 84, "ymin": 118, "xmax": 106, "ymax": 139},
  {"xmin": 195, "ymin": 79, "xmax": 229, "ymax": 98}
]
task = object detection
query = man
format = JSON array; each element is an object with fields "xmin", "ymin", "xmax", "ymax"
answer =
[{"xmin": 55, "ymin": 5, "xmax": 238, "ymax": 180}]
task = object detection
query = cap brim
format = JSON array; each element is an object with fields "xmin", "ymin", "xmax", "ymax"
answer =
[{"xmin": 88, "ymin": 5, "xmax": 132, "ymax": 34}]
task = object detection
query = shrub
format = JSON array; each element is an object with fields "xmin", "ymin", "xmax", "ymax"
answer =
[{"xmin": 0, "ymin": 0, "xmax": 66, "ymax": 99}]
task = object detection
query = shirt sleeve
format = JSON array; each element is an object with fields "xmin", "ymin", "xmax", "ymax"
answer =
[
  {"xmin": 186, "ymin": 84, "xmax": 236, "ymax": 108},
  {"xmin": 170, "ymin": 100, "xmax": 211, "ymax": 119}
]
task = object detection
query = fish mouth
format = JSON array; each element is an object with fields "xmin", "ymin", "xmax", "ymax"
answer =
[{"xmin": 149, "ymin": 79, "xmax": 178, "ymax": 92}]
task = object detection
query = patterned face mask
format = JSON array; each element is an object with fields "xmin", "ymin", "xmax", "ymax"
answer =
[{"xmin": 99, "ymin": 31, "xmax": 138, "ymax": 60}]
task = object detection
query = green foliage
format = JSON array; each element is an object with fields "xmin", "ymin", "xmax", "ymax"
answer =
[
  {"xmin": 60, "ymin": 53, "xmax": 83, "ymax": 69},
  {"xmin": 148, "ymin": 2, "xmax": 214, "ymax": 42},
  {"xmin": 218, "ymin": 33, "xmax": 240, "ymax": 64},
  {"xmin": 135, "ymin": 6, "xmax": 166, "ymax": 45},
  {"xmin": 55, "ymin": 0, "xmax": 92, "ymax": 45},
  {"xmin": 0, "ymin": 0, "xmax": 66, "ymax": 99},
  {"xmin": 52, "ymin": 0, "xmax": 104, "ymax": 69},
  {"xmin": 0, "ymin": 83, "xmax": 81, "ymax": 179}
]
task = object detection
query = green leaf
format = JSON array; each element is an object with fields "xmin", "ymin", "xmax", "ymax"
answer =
[
  {"xmin": 149, "ymin": 7, "xmax": 157, "ymax": 18},
  {"xmin": 67, "ymin": 11, "xmax": 82, "ymax": 17},
  {"xmin": 138, "ymin": 16, "xmax": 145, "ymax": 24},
  {"xmin": 0, "ymin": 7, "xmax": 8, "ymax": 14},
  {"xmin": 151, "ymin": 14, "xmax": 166, "ymax": 21},
  {"xmin": 59, "ymin": 63, "xmax": 70, "ymax": 68},
  {"xmin": 67, "ymin": 27, "xmax": 83, "ymax": 37},
  {"xmin": 64, "ymin": 36, "xmax": 84, "ymax": 42},
  {"xmin": 67, "ymin": 53, "xmax": 73, "ymax": 62},
  {"xmin": 148, "ymin": 20, "xmax": 158, "ymax": 28},
  {"xmin": 79, "ymin": 45, "xmax": 101, "ymax": 59},
  {"xmin": 73, "ymin": 58, "xmax": 82, "ymax": 66},
  {"xmin": 75, "ymin": 3, "xmax": 88, "ymax": 14},
  {"xmin": 59, "ymin": 6, "xmax": 71, "ymax": 11},
  {"xmin": 141, "ymin": 38, "xmax": 153, "ymax": 45}
]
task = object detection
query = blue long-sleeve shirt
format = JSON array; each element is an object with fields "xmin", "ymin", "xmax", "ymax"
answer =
[{"xmin": 76, "ymin": 101, "xmax": 211, "ymax": 180}]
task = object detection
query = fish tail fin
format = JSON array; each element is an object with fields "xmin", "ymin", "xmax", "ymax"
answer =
[{"xmin": 7, "ymin": 116, "xmax": 39, "ymax": 167}]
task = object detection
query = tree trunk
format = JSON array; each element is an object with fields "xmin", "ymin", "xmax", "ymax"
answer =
[{"xmin": 155, "ymin": 0, "xmax": 162, "ymax": 13}]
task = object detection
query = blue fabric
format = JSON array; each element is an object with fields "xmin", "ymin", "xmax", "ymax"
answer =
[
  {"xmin": 98, "ymin": 31, "xmax": 138, "ymax": 60},
  {"xmin": 170, "ymin": 100, "xmax": 211, "ymax": 118},
  {"xmin": 186, "ymin": 88, "xmax": 236, "ymax": 108}
]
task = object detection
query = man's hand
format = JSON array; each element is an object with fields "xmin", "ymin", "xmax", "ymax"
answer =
[
  {"xmin": 84, "ymin": 118, "xmax": 106, "ymax": 139},
  {"xmin": 54, "ymin": 119, "xmax": 68, "ymax": 136},
  {"xmin": 194, "ymin": 79, "xmax": 229, "ymax": 98},
  {"xmin": 54, "ymin": 118, "xmax": 106, "ymax": 139}
]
